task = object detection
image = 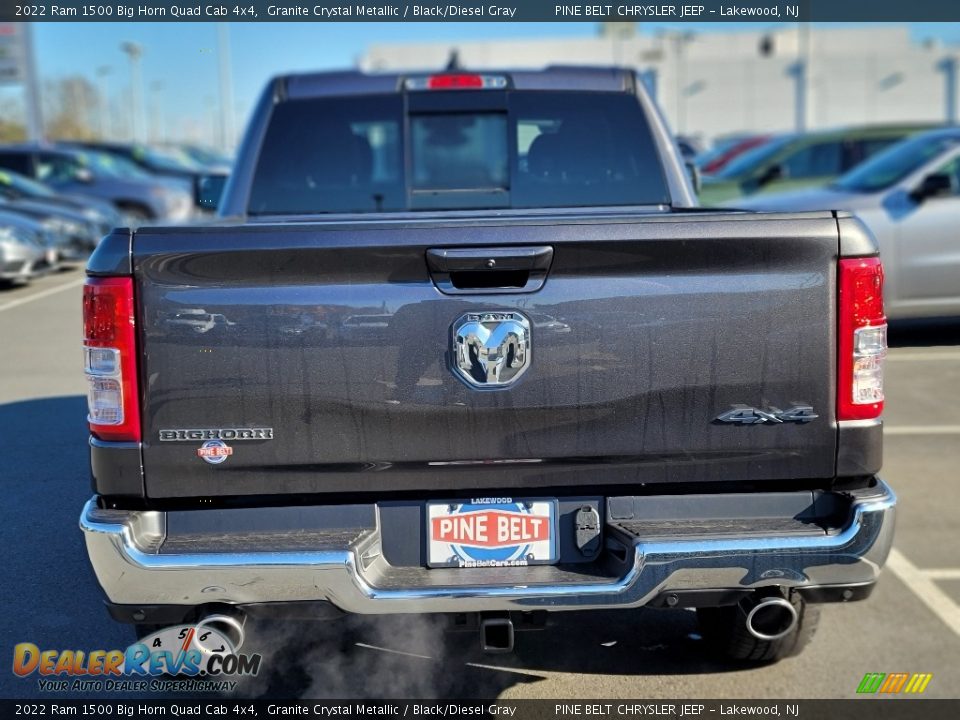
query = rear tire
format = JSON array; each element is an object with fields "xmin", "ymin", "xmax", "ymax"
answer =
[{"xmin": 696, "ymin": 593, "xmax": 819, "ymax": 663}]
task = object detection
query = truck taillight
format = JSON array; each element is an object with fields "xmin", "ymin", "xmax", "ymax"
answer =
[
  {"xmin": 427, "ymin": 74, "xmax": 484, "ymax": 89},
  {"xmin": 838, "ymin": 257, "xmax": 886, "ymax": 421},
  {"xmin": 404, "ymin": 74, "xmax": 508, "ymax": 91},
  {"xmin": 83, "ymin": 277, "xmax": 140, "ymax": 442}
]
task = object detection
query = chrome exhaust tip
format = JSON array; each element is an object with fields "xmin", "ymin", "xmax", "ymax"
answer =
[
  {"xmin": 194, "ymin": 612, "xmax": 247, "ymax": 653},
  {"xmin": 480, "ymin": 617, "xmax": 514, "ymax": 654},
  {"xmin": 743, "ymin": 596, "xmax": 798, "ymax": 642}
]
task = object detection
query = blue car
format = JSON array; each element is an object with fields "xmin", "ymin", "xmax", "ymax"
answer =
[{"xmin": 0, "ymin": 145, "xmax": 194, "ymax": 224}]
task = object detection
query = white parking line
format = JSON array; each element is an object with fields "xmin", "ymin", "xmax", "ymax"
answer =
[
  {"xmin": 886, "ymin": 548, "xmax": 960, "ymax": 637},
  {"xmin": 464, "ymin": 660, "xmax": 544, "ymax": 678},
  {"xmin": 0, "ymin": 277, "xmax": 85, "ymax": 314},
  {"xmin": 354, "ymin": 642, "xmax": 433, "ymax": 660},
  {"xmin": 923, "ymin": 569, "xmax": 960, "ymax": 581},
  {"xmin": 884, "ymin": 426, "xmax": 960, "ymax": 435},
  {"xmin": 887, "ymin": 352, "xmax": 960, "ymax": 361},
  {"xmin": 357, "ymin": 642, "xmax": 544, "ymax": 678}
]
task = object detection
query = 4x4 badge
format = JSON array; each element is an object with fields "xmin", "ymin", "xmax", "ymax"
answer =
[{"xmin": 714, "ymin": 405, "xmax": 819, "ymax": 425}]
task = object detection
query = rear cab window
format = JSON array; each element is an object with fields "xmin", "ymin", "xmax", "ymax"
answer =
[{"xmin": 247, "ymin": 89, "xmax": 671, "ymax": 215}]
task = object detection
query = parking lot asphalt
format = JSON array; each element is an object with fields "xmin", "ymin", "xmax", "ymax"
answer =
[{"xmin": 0, "ymin": 268, "xmax": 957, "ymax": 700}]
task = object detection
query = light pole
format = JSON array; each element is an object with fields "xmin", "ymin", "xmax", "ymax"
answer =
[
  {"xmin": 217, "ymin": 23, "xmax": 235, "ymax": 152},
  {"xmin": 204, "ymin": 95, "xmax": 217, "ymax": 148},
  {"xmin": 937, "ymin": 56, "xmax": 959, "ymax": 125},
  {"xmin": 149, "ymin": 81, "xmax": 165, "ymax": 143},
  {"xmin": 600, "ymin": 21, "xmax": 635, "ymax": 66},
  {"xmin": 120, "ymin": 41, "xmax": 144, "ymax": 143},
  {"xmin": 794, "ymin": 24, "xmax": 812, "ymax": 132},
  {"xmin": 22, "ymin": 24, "xmax": 44, "ymax": 142},
  {"xmin": 673, "ymin": 31, "xmax": 695, "ymax": 135},
  {"xmin": 95, "ymin": 66, "xmax": 112, "ymax": 139}
]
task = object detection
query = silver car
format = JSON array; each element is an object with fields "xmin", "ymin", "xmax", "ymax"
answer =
[
  {"xmin": 0, "ymin": 198, "xmax": 101, "ymax": 261},
  {"xmin": 0, "ymin": 214, "xmax": 51, "ymax": 284},
  {"xmin": 730, "ymin": 128, "xmax": 960, "ymax": 320}
]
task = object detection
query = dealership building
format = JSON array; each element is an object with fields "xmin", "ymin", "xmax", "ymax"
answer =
[{"xmin": 360, "ymin": 25, "xmax": 960, "ymax": 142}]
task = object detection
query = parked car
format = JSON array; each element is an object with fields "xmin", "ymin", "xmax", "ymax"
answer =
[
  {"xmin": 699, "ymin": 125, "xmax": 934, "ymax": 205},
  {"xmin": 0, "ymin": 211, "xmax": 55, "ymax": 283},
  {"xmin": 0, "ymin": 196, "xmax": 100, "ymax": 261},
  {"xmin": 0, "ymin": 145, "xmax": 193, "ymax": 224},
  {"xmin": 675, "ymin": 134, "xmax": 704, "ymax": 163},
  {"xmin": 0, "ymin": 168, "xmax": 121, "ymax": 234},
  {"xmin": 80, "ymin": 67, "xmax": 894, "ymax": 665},
  {"xmin": 730, "ymin": 128, "xmax": 960, "ymax": 320},
  {"xmin": 696, "ymin": 134, "xmax": 772, "ymax": 175},
  {"xmin": 73, "ymin": 141, "xmax": 226, "ymax": 201},
  {"xmin": 174, "ymin": 144, "xmax": 233, "ymax": 173}
]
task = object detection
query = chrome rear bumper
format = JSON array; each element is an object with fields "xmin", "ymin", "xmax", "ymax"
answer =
[{"xmin": 80, "ymin": 480, "xmax": 896, "ymax": 615}]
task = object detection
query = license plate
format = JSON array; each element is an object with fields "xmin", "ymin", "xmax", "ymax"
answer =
[{"xmin": 426, "ymin": 499, "xmax": 557, "ymax": 568}]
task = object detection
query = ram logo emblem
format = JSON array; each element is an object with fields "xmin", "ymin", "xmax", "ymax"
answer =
[{"xmin": 452, "ymin": 312, "xmax": 531, "ymax": 388}]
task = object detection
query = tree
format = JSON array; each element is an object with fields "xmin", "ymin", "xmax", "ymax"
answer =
[
  {"xmin": 0, "ymin": 98, "xmax": 26, "ymax": 142},
  {"xmin": 44, "ymin": 75, "xmax": 99, "ymax": 140}
]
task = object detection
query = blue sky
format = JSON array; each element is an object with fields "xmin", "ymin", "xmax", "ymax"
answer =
[
  {"xmin": 13, "ymin": 21, "xmax": 960, "ymax": 142},
  {"xmin": 30, "ymin": 22, "xmax": 597, "ymax": 135}
]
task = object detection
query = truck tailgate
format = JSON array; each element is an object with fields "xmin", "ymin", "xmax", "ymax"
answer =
[{"xmin": 134, "ymin": 212, "xmax": 838, "ymax": 498}]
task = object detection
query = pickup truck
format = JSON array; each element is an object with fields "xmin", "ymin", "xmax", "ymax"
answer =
[{"xmin": 80, "ymin": 66, "xmax": 895, "ymax": 664}]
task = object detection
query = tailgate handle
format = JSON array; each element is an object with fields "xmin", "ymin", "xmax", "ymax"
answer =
[{"xmin": 426, "ymin": 246, "xmax": 553, "ymax": 295}]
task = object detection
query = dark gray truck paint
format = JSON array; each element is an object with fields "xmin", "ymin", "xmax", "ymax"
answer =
[
  {"xmin": 133, "ymin": 211, "xmax": 842, "ymax": 499},
  {"xmin": 87, "ymin": 67, "xmax": 882, "ymax": 502}
]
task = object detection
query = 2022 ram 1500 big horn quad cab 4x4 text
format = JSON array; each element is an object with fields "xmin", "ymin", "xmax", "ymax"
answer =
[{"xmin": 80, "ymin": 67, "xmax": 895, "ymax": 663}]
